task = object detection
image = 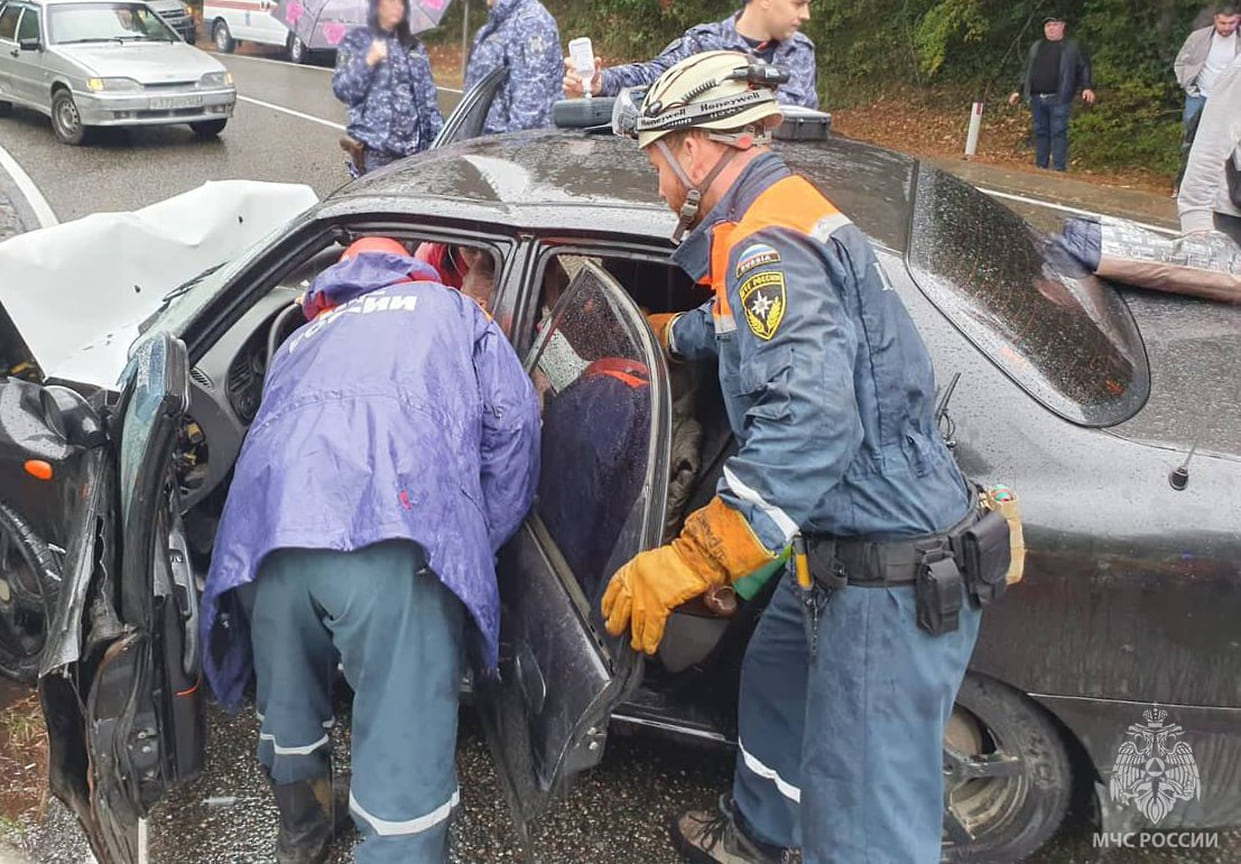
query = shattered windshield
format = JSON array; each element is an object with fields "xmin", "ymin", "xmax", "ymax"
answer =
[{"xmin": 908, "ymin": 167, "xmax": 1149, "ymax": 427}]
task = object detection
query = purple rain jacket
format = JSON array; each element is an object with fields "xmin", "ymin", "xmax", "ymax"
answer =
[{"xmin": 200, "ymin": 252, "xmax": 541, "ymax": 711}]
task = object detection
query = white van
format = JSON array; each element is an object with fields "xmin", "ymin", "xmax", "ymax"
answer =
[{"xmin": 204, "ymin": 0, "xmax": 313, "ymax": 63}]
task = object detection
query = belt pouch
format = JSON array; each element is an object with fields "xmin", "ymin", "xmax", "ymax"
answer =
[
  {"xmin": 957, "ymin": 509, "xmax": 1011, "ymax": 608},
  {"xmin": 915, "ymin": 547, "xmax": 962, "ymax": 636}
]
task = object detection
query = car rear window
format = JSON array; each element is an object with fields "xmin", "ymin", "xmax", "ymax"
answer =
[{"xmin": 907, "ymin": 167, "xmax": 1149, "ymax": 427}]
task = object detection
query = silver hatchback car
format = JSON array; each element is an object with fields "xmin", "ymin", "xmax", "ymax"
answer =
[{"xmin": 0, "ymin": 0, "xmax": 236, "ymax": 144}]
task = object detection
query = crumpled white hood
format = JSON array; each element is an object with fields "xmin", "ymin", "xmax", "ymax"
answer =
[{"xmin": 0, "ymin": 180, "xmax": 318, "ymax": 388}]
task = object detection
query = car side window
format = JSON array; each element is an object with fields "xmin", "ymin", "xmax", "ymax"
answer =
[
  {"xmin": 0, "ymin": 4, "xmax": 21, "ymax": 40},
  {"xmin": 526, "ymin": 260, "xmax": 655, "ymax": 607},
  {"xmin": 17, "ymin": 6, "xmax": 38, "ymax": 40}
]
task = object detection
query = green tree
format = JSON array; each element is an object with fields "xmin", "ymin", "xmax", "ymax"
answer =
[{"xmin": 431, "ymin": 0, "xmax": 1213, "ymax": 175}]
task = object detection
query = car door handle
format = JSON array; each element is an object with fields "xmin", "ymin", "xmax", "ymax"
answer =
[{"xmin": 8, "ymin": 49, "xmax": 18, "ymax": 58}]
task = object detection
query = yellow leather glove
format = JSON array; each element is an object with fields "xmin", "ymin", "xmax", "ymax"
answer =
[
  {"xmin": 602, "ymin": 496, "xmax": 777, "ymax": 654},
  {"xmin": 646, "ymin": 313, "xmax": 681, "ymax": 358}
]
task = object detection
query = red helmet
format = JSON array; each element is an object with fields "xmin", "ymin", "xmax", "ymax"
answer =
[{"xmin": 339, "ymin": 236, "xmax": 409, "ymax": 261}]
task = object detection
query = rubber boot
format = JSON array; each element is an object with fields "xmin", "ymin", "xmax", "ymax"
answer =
[{"xmin": 268, "ymin": 771, "xmax": 353, "ymax": 864}]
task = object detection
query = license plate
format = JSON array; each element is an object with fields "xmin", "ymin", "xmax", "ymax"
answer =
[{"xmin": 148, "ymin": 94, "xmax": 203, "ymax": 110}]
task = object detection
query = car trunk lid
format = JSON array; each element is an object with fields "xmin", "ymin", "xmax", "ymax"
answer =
[{"xmin": 1112, "ymin": 289, "xmax": 1241, "ymax": 458}]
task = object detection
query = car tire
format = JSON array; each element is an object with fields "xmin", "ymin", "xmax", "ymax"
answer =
[
  {"xmin": 213, "ymin": 19, "xmax": 235, "ymax": 53},
  {"xmin": 942, "ymin": 674, "xmax": 1073, "ymax": 863},
  {"xmin": 50, "ymin": 89, "xmax": 90, "ymax": 146},
  {"xmin": 0, "ymin": 501, "xmax": 61, "ymax": 683},
  {"xmin": 287, "ymin": 33, "xmax": 308, "ymax": 64},
  {"xmin": 191, "ymin": 118, "xmax": 228, "ymax": 139},
  {"xmin": 0, "ymin": 100, "xmax": 12, "ymax": 117}
]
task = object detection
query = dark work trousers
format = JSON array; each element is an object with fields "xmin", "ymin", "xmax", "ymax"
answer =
[
  {"xmin": 247, "ymin": 540, "xmax": 466, "ymax": 864},
  {"xmin": 731, "ymin": 569, "xmax": 981, "ymax": 864},
  {"xmin": 1030, "ymin": 94, "xmax": 1072, "ymax": 171}
]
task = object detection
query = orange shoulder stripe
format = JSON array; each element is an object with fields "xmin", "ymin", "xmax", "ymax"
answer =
[{"xmin": 733, "ymin": 175, "xmax": 839, "ymax": 248}]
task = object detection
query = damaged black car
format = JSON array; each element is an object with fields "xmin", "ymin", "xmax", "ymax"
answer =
[{"xmin": 1, "ymin": 82, "xmax": 1239, "ymax": 864}]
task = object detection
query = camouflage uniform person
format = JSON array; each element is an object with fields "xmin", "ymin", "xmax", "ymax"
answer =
[
  {"xmin": 464, "ymin": 0, "xmax": 563, "ymax": 133},
  {"xmin": 564, "ymin": 0, "xmax": 818, "ymax": 109},
  {"xmin": 333, "ymin": 0, "xmax": 444, "ymax": 177}
]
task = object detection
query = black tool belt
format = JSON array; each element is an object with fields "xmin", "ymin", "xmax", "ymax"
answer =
[{"xmin": 805, "ymin": 503, "xmax": 1012, "ymax": 637}]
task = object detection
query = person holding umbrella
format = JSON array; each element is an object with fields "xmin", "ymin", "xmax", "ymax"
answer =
[
  {"xmin": 464, "ymin": 0, "xmax": 563, "ymax": 133},
  {"xmin": 332, "ymin": 0, "xmax": 443, "ymax": 177}
]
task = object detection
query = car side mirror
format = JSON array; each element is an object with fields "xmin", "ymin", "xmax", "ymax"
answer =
[{"xmin": 18, "ymin": 36, "xmax": 40, "ymax": 51}]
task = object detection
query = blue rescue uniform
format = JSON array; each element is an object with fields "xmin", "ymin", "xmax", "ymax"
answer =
[
  {"xmin": 333, "ymin": 29, "xmax": 444, "ymax": 174},
  {"xmin": 202, "ymin": 253, "xmax": 540, "ymax": 864},
  {"xmin": 464, "ymin": 0, "xmax": 563, "ymax": 133},
  {"xmin": 667, "ymin": 152, "xmax": 980, "ymax": 863},
  {"xmin": 600, "ymin": 12, "xmax": 818, "ymax": 109}
]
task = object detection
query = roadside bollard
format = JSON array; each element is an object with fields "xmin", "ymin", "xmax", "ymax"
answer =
[{"xmin": 965, "ymin": 101, "xmax": 984, "ymax": 157}]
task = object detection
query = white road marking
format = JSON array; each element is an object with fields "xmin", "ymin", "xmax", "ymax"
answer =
[
  {"xmin": 976, "ymin": 186, "xmax": 1180, "ymax": 236},
  {"xmin": 225, "ymin": 80, "xmax": 1178, "ymax": 239},
  {"xmin": 0, "ymin": 141, "xmax": 59, "ymax": 228},
  {"xmin": 237, "ymin": 94, "xmax": 347, "ymax": 131},
  {"xmin": 220, "ymin": 51, "xmax": 464, "ymax": 92}
]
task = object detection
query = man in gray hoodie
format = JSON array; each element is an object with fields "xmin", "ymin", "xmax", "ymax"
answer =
[
  {"xmin": 1178, "ymin": 53, "xmax": 1241, "ymax": 243},
  {"xmin": 1173, "ymin": 5, "xmax": 1240, "ymax": 192}
]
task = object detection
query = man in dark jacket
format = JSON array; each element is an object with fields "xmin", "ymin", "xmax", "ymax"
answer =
[
  {"xmin": 1007, "ymin": 15, "xmax": 1096, "ymax": 172},
  {"xmin": 201, "ymin": 237, "xmax": 540, "ymax": 864}
]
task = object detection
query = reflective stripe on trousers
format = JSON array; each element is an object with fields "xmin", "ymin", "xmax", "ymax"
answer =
[
  {"xmin": 248, "ymin": 540, "xmax": 467, "ymax": 864},
  {"xmin": 732, "ymin": 570, "xmax": 980, "ymax": 863}
]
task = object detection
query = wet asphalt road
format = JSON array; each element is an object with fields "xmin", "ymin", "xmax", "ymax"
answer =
[
  {"xmin": 0, "ymin": 51, "xmax": 459, "ymax": 221},
  {"xmin": 4, "ymin": 695, "xmax": 1238, "ymax": 863},
  {"xmin": 0, "ymin": 48, "xmax": 1231, "ymax": 864}
]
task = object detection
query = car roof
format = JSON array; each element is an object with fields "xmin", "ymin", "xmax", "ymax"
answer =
[{"xmin": 323, "ymin": 130, "xmax": 917, "ymax": 250}]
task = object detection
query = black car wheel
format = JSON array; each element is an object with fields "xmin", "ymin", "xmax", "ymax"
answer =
[
  {"xmin": 191, "ymin": 118, "xmax": 228, "ymax": 139},
  {"xmin": 942, "ymin": 674, "xmax": 1073, "ymax": 863},
  {"xmin": 213, "ymin": 19, "xmax": 235, "ymax": 53},
  {"xmin": 50, "ymin": 89, "xmax": 89, "ymax": 145},
  {"xmin": 0, "ymin": 501, "xmax": 61, "ymax": 683},
  {"xmin": 0, "ymin": 100, "xmax": 12, "ymax": 117},
  {"xmin": 287, "ymin": 33, "xmax": 308, "ymax": 64}
]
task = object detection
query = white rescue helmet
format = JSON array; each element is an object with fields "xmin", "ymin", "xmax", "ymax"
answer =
[
  {"xmin": 618, "ymin": 50, "xmax": 788, "ymax": 241},
  {"xmin": 633, "ymin": 50, "xmax": 786, "ymax": 149}
]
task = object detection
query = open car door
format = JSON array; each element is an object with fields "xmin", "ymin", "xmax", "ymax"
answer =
[
  {"xmin": 476, "ymin": 260, "xmax": 672, "ymax": 844},
  {"xmin": 40, "ymin": 332, "xmax": 204, "ymax": 863},
  {"xmin": 431, "ymin": 65, "xmax": 507, "ymax": 149}
]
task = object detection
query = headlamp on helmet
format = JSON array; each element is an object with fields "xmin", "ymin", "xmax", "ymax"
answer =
[
  {"xmin": 623, "ymin": 51, "xmax": 787, "ymax": 151},
  {"xmin": 611, "ymin": 85, "xmax": 648, "ymax": 139}
]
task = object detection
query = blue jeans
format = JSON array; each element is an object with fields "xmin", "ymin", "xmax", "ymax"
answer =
[
  {"xmin": 248, "ymin": 541, "xmax": 466, "ymax": 864},
  {"xmin": 1183, "ymin": 94, "xmax": 1207, "ymax": 131},
  {"xmin": 1176, "ymin": 95, "xmax": 1208, "ymax": 187},
  {"xmin": 1030, "ymin": 94, "xmax": 1071, "ymax": 171},
  {"xmin": 732, "ymin": 570, "xmax": 981, "ymax": 863}
]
